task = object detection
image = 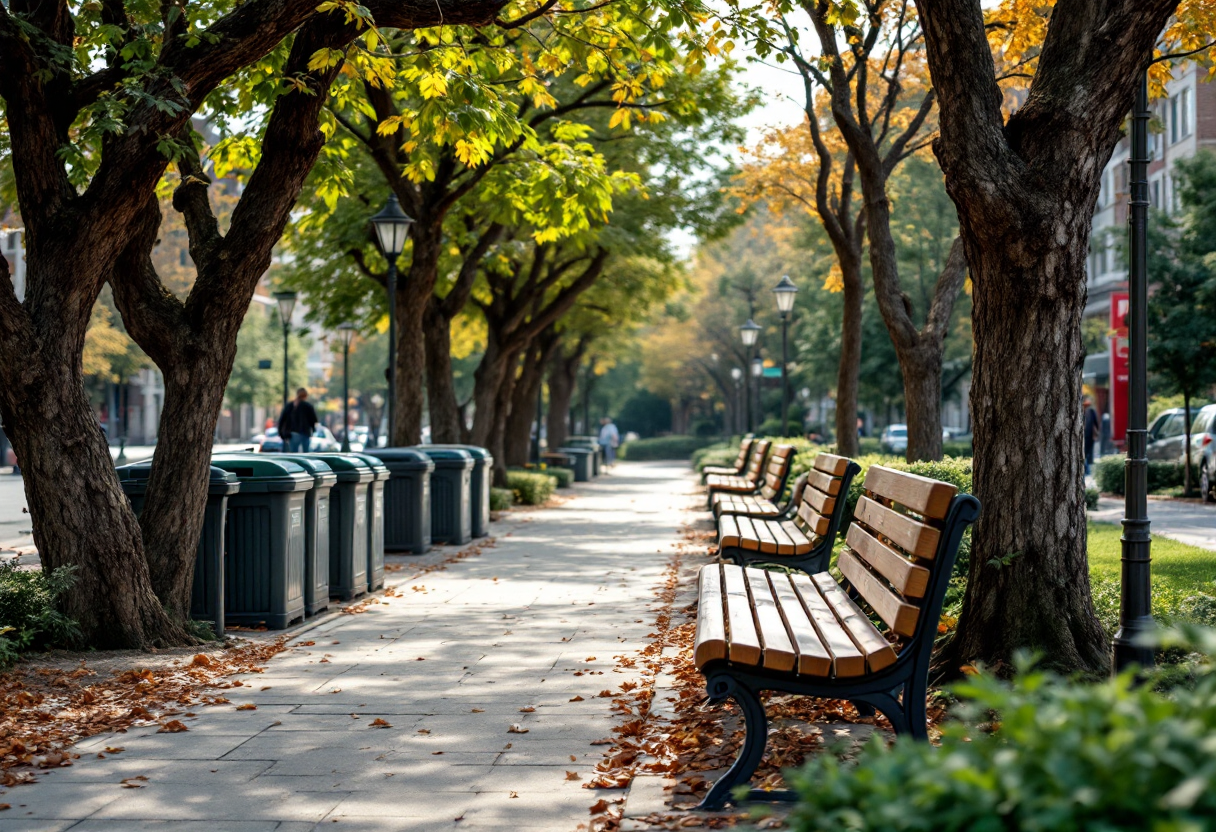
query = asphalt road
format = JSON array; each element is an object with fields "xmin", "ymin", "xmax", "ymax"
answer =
[{"xmin": 0, "ymin": 473, "xmax": 31, "ymax": 549}]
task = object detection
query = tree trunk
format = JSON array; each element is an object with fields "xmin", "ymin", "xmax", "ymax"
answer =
[
  {"xmin": 505, "ymin": 332, "xmax": 560, "ymax": 467},
  {"xmin": 469, "ymin": 333, "xmax": 513, "ymax": 450},
  {"xmin": 898, "ymin": 343, "xmax": 946, "ymax": 462},
  {"xmin": 485, "ymin": 346, "xmax": 523, "ymax": 486},
  {"xmin": 423, "ymin": 299, "xmax": 463, "ymax": 443},
  {"xmin": 0, "ymin": 358, "xmax": 187, "ymax": 648},
  {"xmin": 1183, "ymin": 393, "xmax": 1193, "ymax": 496},
  {"xmin": 546, "ymin": 342, "xmax": 583, "ymax": 452},
  {"xmin": 393, "ymin": 229, "xmax": 440, "ymax": 447},
  {"xmin": 834, "ymin": 258, "xmax": 864, "ymax": 456}
]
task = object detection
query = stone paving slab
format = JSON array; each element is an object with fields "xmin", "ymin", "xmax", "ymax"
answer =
[{"xmin": 1, "ymin": 461, "xmax": 694, "ymax": 831}]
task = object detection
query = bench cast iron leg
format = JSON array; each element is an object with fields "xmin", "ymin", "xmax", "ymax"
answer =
[
  {"xmin": 902, "ymin": 678, "xmax": 929, "ymax": 740},
  {"xmin": 698, "ymin": 673, "xmax": 767, "ymax": 811}
]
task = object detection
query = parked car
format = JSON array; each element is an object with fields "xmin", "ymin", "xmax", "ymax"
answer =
[
  {"xmin": 1146, "ymin": 407, "xmax": 1189, "ymax": 461},
  {"xmin": 310, "ymin": 425, "xmax": 339, "ymax": 452},
  {"xmin": 881, "ymin": 424, "xmax": 908, "ymax": 454},
  {"xmin": 253, "ymin": 427, "xmax": 284, "ymax": 453},
  {"xmin": 1188, "ymin": 404, "xmax": 1216, "ymax": 503}
]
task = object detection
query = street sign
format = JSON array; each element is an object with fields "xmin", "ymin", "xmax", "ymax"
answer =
[{"xmin": 1110, "ymin": 292, "xmax": 1129, "ymax": 445}]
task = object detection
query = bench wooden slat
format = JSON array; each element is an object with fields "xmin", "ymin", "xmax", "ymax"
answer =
[
  {"xmin": 769, "ymin": 573, "xmax": 832, "ymax": 676},
  {"xmin": 718, "ymin": 514, "xmax": 742, "ymax": 549},
  {"xmin": 854, "ymin": 495, "xmax": 940, "ymax": 559},
  {"xmin": 863, "ymin": 465, "xmax": 957, "ymax": 520},
  {"xmin": 789, "ymin": 573, "xmax": 866, "ymax": 677},
  {"xmin": 836, "ymin": 550, "xmax": 921, "ymax": 639},
  {"xmin": 736, "ymin": 516, "xmax": 762, "ymax": 551},
  {"xmin": 796, "ymin": 502, "xmax": 830, "ymax": 537},
  {"xmin": 753, "ymin": 517, "xmax": 778, "ymax": 554},
  {"xmin": 807, "ymin": 469, "xmax": 842, "ymax": 496},
  {"xmin": 810, "ymin": 572, "xmax": 898, "ymax": 672},
  {"xmin": 813, "ymin": 452, "xmax": 850, "ymax": 476},
  {"xmin": 846, "ymin": 523, "xmax": 931, "ymax": 599},
  {"xmin": 722, "ymin": 565, "xmax": 762, "ymax": 666},
  {"xmin": 778, "ymin": 521, "xmax": 815, "ymax": 554},
  {"xmin": 803, "ymin": 485, "xmax": 837, "ymax": 518},
  {"xmin": 746, "ymin": 569, "xmax": 797, "ymax": 672},
  {"xmin": 693, "ymin": 565, "xmax": 727, "ymax": 668},
  {"xmin": 769, "ymin": 521, "xmax": 796, "ymax": 555}
]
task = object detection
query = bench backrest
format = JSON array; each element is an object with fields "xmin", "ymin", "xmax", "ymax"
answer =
[
  {"xmin": 742, "ymin": 439, "xmax": 771, "ymax": 484},
  {"xmin": 758, "ymin": 445, "xmax": 795, "ymax": 500},
  {"xmin": 731, "ymin": 437, "xmax": 756, "ymax": 470},
  {"xmin": 793, "ymin": 453, "xmax": 854, "ymax": 539},
  {"xmin": 837, "ymin": 465, "xmax": 979, "ymax": 652}
]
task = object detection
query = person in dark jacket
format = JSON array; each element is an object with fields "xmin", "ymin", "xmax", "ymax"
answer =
[
  {"xmin": 1083, "ymin": 395, "xmax": 1100, "ymax": 476},
  {"xmin": 278, "ymin": 388, "xmax": 319, "ymax": 453}
]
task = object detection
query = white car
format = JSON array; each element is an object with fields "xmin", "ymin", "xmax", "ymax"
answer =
[{"xmin": 881, "ymin": 424, "xmax": 908, "ymax": 453}]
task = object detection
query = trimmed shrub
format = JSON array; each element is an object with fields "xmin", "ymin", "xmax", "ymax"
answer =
[
  {"xmin": 546, "ymin": 467, "xmax": 575, "ymax": 488},
  {"xmin": 0, "ymin": 562, "xmax": 80, "ymax": 667},
  {"xmin": 1086, "ymin": 486, "xmax": 1100, "ymax": 510},
  {"xmin": 787, "ymin": 653, "xmax": 1216, "ymax": 832},
  {"xmin": 506, "ymin": 470, "xmax": 557, "ymax": 505},
  {"xmin": 489, "ymin": 487, "xmax": 515, "ymax": 512},
  {"xmin": 943, "ymin": 438, "xmax": 973, "ymax": 456},
  {"xmin": 618, "ymin": 435, "xmax": 724, "ymax": 461},
  {"xmin": 1095, "ymin": 454, "xmax": 1185, "ymax": 495},
  {"xmin": 692, "ymin": 444, "xmax": 740, "ymax": 472}
]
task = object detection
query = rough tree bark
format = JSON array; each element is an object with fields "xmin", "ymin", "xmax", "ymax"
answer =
[
  {"xmin": 546, "ymin": 336, "xmax": 589, "ymax": 451},
  {"xmin": 807, "ymin": 0, "xmax": 969, "ymax": 462},
  {"xmin": 504, "ymin": 328, "xmax": 562, "ymax": 467},
  {"xmin": 916, "ymin": 0, "xmax": 1179, "ymax": 672}
]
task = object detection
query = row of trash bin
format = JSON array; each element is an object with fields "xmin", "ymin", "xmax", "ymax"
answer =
[
  {"xmin": 115, "ymin": 444, "xmax": 496, "ymax": 634},
  {"xmin": 554, "ymin": 436, "xmax": 606, "ymax": 482}
]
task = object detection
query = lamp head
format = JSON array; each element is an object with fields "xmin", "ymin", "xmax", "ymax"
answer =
[
  {"xmin": 739, "ymin": 319, "xmax": 761, "ymax": 347},
  {"xmin": 773, "ymin": 274, "xmax": 798, "ymax": 317},
  {"xmin": 337, "ymin": 322, "xmax": 357, "ymax": 349},
  {"xmin": 370, "ymin": 193, "xmax": 414, "ymax": 257},
  {"xmin": 272, "ymin": 291, "xmax": 298, "ymax": 326}
]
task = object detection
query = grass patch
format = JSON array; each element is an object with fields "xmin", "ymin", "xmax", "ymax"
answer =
[{"xmin": 1088, "ymin": 521, "xmax": 1216, "ymax": 634}]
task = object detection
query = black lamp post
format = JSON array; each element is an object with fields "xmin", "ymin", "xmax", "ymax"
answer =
[
  {"xmin": 773, "ymin": 275, "xmax": 798, "ymax": 437},
  {"xmin": 369, "ymin": 193, "xmax": 415, "ymax": 446},
  {"xmin": 272, "ymin": 291, "xmax": 297, "ymax": 410},
  {"xmin": 751, "ymin": 356, "xmax": 763, "ymax": 434},
  {"xmin": 337, "ymin": 323, "xmax": 356, "ymax": 453},
  {"xmin": 731, "ymin": 367, "xmax": 743, "ymax": 434},
  {"xmin": 740, "ymin": 319, "xmax": 761, "ymax": 433},
  {"xmin": 1114, "ymin": 70, "xmax": 1154, "ymax": 673}
]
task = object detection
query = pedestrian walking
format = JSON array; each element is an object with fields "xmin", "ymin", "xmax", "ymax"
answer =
[
  {"xmin": 278, "ymin": 388, "xmax": 319, "ymax": 453},
  {"xmin": 1083, "ymin": 395, "xmax": 1100, "ymax": 476},
  {"xmin": 598, "ymin": 416, "xmax": 620, "ymax": 471}
]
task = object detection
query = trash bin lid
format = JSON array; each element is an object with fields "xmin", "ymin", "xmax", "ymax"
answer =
[
  {"xmin": 363, "ymin": 448, "xmax": 435, "ymax": 474},
  {"xmin": 426, "ymin": 444, "xmax": 494, "ymax": 465},
  {"xmin": 210, "ymin": 454, "xmax": 315, "ymax": 492},
  {"xmin": 304, "ymin": 453, "xmax": 376, "ymax": 484},
  {"xmin": 413, "ymin": 446, "xmax": 475, "ymax": 470},
  {"xmin": 558, "ymin": 446, "xmax": 593, "ymax": 455},
  {"xmin": 116, "ymin": 461, "xmax": 241, "ymax": 496},
  {"xmin": 345, "ymin": 451, "xmax": 392, "ymax": 481},
  {"xmin": 256, "ymin": 454, "xmax": 339, "ymax": 487}
]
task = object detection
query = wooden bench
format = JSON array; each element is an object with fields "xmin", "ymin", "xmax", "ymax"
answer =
[
  {"xmin": 704, "ymin": 439, "xmax": 771, "ymax": 509},
  {"xmin": 715, "ymin": 453, "xmax": 859, "ymax": 575},
  {"xmin": 692, "ymin": 465, "xmax": 980, "ymax": 809},
  {"xmin": 713, "ymin": 472, "xmax": 808, "ymax": 520},
  {"xmin": 708, "ymin": 444, "xmax": 796, "ymax": 516},
  {"xmin": 700, "ymin": 437, "xmax": 755, "ymax": 483}
]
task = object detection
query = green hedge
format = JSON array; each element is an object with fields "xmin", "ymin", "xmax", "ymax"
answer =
[
  {"xmin": 489, "ymin": 487, "xmax": 515, "ymax": 512},
  {"xmin": 506, "ymin": 470, "xmax": 557, "ymax": 505},
  {"xmin": 0, "ymin": 562, "xmax": 80, "ymax": 667},
  {"xmin": 618, "ymin": 435, "xmax": 725, "ymax": 461},
  {"xmin": 787, "ymin": 651, "xmax": 1216, "ymax": 831},
  {"xmin": 692, "ymin": 443, "xmax": 739, "ymax": 472},
  {"xmin": 546, "ymin": 466, "xmax": 574, "ymax": 488},
  {"xmin": 1095, "ymin": 455, "xmax": 1185, "ymax": 495}
]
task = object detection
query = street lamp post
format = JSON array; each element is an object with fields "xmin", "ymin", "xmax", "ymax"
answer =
[
  {"xmin": 369, "ymin": 194, "xmax": 415, "ymax": 446},
  {"xmin": 337, "ymin": 323, "xmax": 356, "ymax": 453},
  {"xmin": 773, "ymin": 275, "xmax": 798, "ymax": 437},
  {"xmin": 739, "ymin": 319, "xmax": 761, "ymax": 433},
  {"xmin": 273, "ymin": 291, "xmax": 298, "ymax": 410},
  {"xmin": 730, "ymin": 367, "xmax": 743, "ymax": 435},
  {"xmin": 1114, "ymin": 70, "xmax": 1154, "ymax": 673},
  {"xmin": 751, "ymin": 356, "xmax": 763, "ymax": 434}
]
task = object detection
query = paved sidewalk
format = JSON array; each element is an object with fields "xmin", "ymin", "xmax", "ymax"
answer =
[
  {"xmin": 2, "ymin": 461, "xmax": 695, "ymax": 831},
  {"xmin": 1090, "ymin": 495, "xmax": 1216, "ymax": 551}
]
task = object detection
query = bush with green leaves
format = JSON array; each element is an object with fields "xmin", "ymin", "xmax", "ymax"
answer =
[
  {"xmin": 489, "ymin": 487, "xmax": 515, "ymax": 512},
  {"xmin": 0, "ymin": 562, "xmax": 80, "ymax": 667},
  {"xmin": 619, "ymin": 435, "xmax": 724, "ymax": 461},
  {"xmin": 546, "ymin": 466, "xmax": 575, "ymax": 488},
  {"xmin": 1086, "ymin": 486, "xmax": 1100, "ymax": 510},
  {"xmin": 506, "ymin": 470, "xmax": 557, "ymax": 505},
  {"xmin": 1095, "ymin": 454, "xmax": 1185, "ymax": 495},
  {"xmin": 691, "ymin": 442, "xmax": 738, "ymax": 472},
  {"xmin": 787, "ymin": 648, "xmax": 1216, "ymax": 832}
]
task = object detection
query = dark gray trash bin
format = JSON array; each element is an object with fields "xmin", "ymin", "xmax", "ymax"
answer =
[
  {"xmin": 259, "ymin": 455, "xmax": 336, "ymax": 616},
  {"xmin": 568, "ymin": 436, "xmax": 602, "ymax": 476},
  {"xmin": 116, "ymin": 462, "xmax": 239, "ymax": 636},
  {"xmin": 415, "ymin": 447, "xmax": 473, "ymax": 545},
  {"xmin": 307, "ymin": 453, "xmax": 374, "ymax": 601},
  {"xmin": 210, "ymin": 455, "xmax": 313, "ymax": 629},
  {"xmin": 350, "ymin": 454, "xmax": 389, "ymax": 590},
  {"xmin": 427, "ymin": 445, "xmax": 493, "ymax": 538},
  {"xmin": 558, "ymin": 447, "xmax": 594, "ymax": 482},
  {"xmin": 365, "ymin": 448, "xmax": 433, "ymax": 555}
]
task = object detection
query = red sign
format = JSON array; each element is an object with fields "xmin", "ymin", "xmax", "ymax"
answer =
[{"xmin": 1110, "ymin": 292, "xmax": 1129, "ymax": 444}]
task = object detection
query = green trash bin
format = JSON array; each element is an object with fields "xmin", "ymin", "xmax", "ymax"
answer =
[
  {"xmin": 568, "ymin": 436, "xmax": 602, "ymax": 476},
  {"xmin": 427, "ymin": 445, "xmax": 493, "ymax": 538},
  {"xmin": 116, "ymin": 462, "xmax": 239, "ymax": 636},
  {"xmin": 349, "ymin": 454, "xmax": 389, "ymax": 589},
  {"xmin": 365, "ymin": 448, "xmax": 432, "ymax": 554},
  {"xmin": 210, "ymin": 455, "xmax": 313, "ymax": 629},
  {"xmin": 558, "ymin": 447, "xmax": 594, "ymax": 482},
  {"xmin": 414, "ymin": 447, "xmax": 473, "ymax": 545},
  {"xmin": 307, "ymin": 453, "xmax": 374, "ymax": 601},
  {"xmin": 259, "ymin": 455, "xmax": 337, "ymax": 616}
]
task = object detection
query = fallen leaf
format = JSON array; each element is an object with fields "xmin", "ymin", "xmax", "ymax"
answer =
[
  {"xmin": 120, "ymin": 775, "xmax": 149, "ymax": 789},
  {"xmin": 566, "ymin": 771, "xmax": 581, "ymax": 781},
  {"xmin": 432, "ymin": 751, "xmax": 444, "ymax": 755},
  {"xmin": 0, "ymin": 803, "xmax": 9, "ymax": 810},
  {"xmin": 260, "ymin": 686, "xmax": 272, "ymax": 691},
  {"xmin": 236, "ymin": 704, "xmax": 257, "ymax": 711},
  {"xmin": 104, "ymin": 747, "xmax": 125, "ymax": 754},
  {"xmin": 589, "ymin": 799, "xmax": 611, "ymax": 814},
  {"xmin": 454, "ymin": 814, "xmax": 465, "ymax": 822},
  {"xmin": 569, "ymin": 695, "xmax": 584, "ymax": 702},
  {"xmin": 189, "ymin": 654, "xmax": 212, "ymax": 668},
  {"xmin": 507, "ymin": 724, "xmax": 529, "ymax": 734},
  {"xmin": 598, "ymin": 690, "xmax": 613, "ymax": 698},
  {"xmin": 157, "ymin": 720, "xmax": 188, "ymax": 733},
  {"xmin": 509, "ymin": 791, "xmax": 519, "ymax": 798},
  {"xmin": 471, "ymin": 708, "xmax": 485, "ymax": 713},
  {"xmin": 369, "ymin": 718, "xmax": 392, "ymax": 728},
  {"xmin": 590, "ymin": 739, "xmax": 613, "ymax": 746},
  {"xmin": 519, "ymin": 706, "xmax": 535, "ymax": 713},
  {"xmin": 585, "ymin": 657, "xmax": 597, "ymax": 662},
  {"xmin": 417, "ymin": 728, "xmax": 431, "ymax": 734}
]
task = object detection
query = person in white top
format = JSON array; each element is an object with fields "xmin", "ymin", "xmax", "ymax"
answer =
[{"xmin": 598, "ymin": 417, "xmax": 620, "ymax": 470}]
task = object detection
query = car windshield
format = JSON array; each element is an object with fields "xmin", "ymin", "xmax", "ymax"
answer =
[
  {"xmin": 889, "ymin": 427, "xmax": 907, "ymax": 437},
  {"xmin": 1192, "ymin": 410, "xmax": 1214, "ymax": 435}
]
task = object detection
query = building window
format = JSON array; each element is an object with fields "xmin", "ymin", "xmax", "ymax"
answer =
[
  {"xmin": 1151, "ymin": 178, "xmax": 1162, "ymax": 210},
  {"xmin": 1171, "ymin": 174, "xmax": 1183, "ymax": 214},
  {"xmin": 1170, "ymin": 87, "xmax": 1193, "ymax": 144}
]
